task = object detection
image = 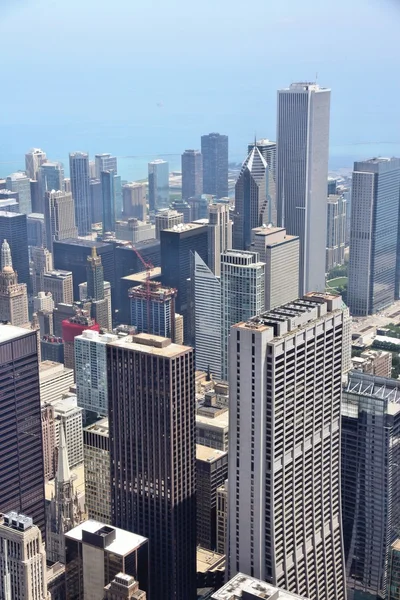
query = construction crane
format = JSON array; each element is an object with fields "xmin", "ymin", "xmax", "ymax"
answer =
[{"xmin": 125, "ymin": 242, "xmax": 154, "ymax": 334}]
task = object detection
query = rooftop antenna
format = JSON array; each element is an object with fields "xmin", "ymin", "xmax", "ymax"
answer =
[{"xmin": 315, "ymin": 72, "xmax": 318, "ymax": 83}]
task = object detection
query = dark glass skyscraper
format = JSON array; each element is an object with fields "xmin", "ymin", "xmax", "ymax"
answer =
[
  {"xmin": 201, "ymin": 132, "xmax": 228, "ymax": 198},
  {"xmin": 0, "ymin": 211, "xmax": 30, "ymax": 291},
  {"xmin": 69, "ymin": 152, "xmax": 91, "ymax": 235},
  {"xmin": 347, "ymin": 157, "xmax": 400, "ymax": 316},
  {"xmin": 181, "ymin": 149, "xmax": 203, "ymax": 200},
  {"xmin": 101, "ymin": 170, "xmax": 116, "ymax": 233},
  {"xmin": 108, "ymin": 333, "xmax": 196, "ymax": 600},
  {"xmin": 0, "ymin": 325, "xmax": 45, "ymax": 537}
]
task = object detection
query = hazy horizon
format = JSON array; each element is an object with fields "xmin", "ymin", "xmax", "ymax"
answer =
[{"xmin": 2, "ymin": 0, "xmax": 400, "ymax": 179}]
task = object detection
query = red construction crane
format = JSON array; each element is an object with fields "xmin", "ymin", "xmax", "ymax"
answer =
[{"xmin": 125, "ymin": 243, "xmax": 154, "ymax": 333}]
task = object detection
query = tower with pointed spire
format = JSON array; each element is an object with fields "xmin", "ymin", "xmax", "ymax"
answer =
[
  {"xmin": 0, "ymin": 240, "xmax": 29, "ymax": 326},
  {"xmin": 86, "ymin": 245, "xmax": 104, "ymax": 301},
  {"xmin": 232, "ymin": 145, "xmax": 268, "ymax": 250},
  {"xmin": 46, "ymin": 422, "xmax": 83, "ymax": 564}
]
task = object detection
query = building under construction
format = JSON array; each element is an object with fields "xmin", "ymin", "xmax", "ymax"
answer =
[{"xmin": 129, "ymin": 281, "xmax": 178, "ymax": 341}]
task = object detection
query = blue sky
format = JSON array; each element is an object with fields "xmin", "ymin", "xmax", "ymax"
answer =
[{"xmin": 1, "ymin": 0, "xmax": 400, "ymax": 169}]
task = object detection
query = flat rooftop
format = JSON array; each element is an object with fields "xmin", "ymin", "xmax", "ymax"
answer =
[
  {"xmin": 0, "ymin": 211, "xmax": 24, "ymax": 218},
  {"xmin": 45, "ymin": 270, "xmax": 72, "ymax": 278},
  {"xmin": 0, "ymin": 323, "xmax": 33, "ymax": 344},
  {"xmin": 196, "ymin": 445, "xmax": 227, "ymax": 463},
  {"xmin": 107, "ymin": 332, "xmax": 190, "ymax": 358},
  {"xmin": 54, "ymin": 238, "xmax": 110, "ymax": 248},
  {"xmin": 197, "ymin": 548, "xmax": 225, "ymax": 573},
  {"xmin": 164, "ymin": 222, "xmax": 206, "ymax": 233},
  {"xmin": 50, "ymin": 395, "xmax": 82, "ymax": 415},
  {"xmin": 65, "ymin": 519, "xmax": 148, "ymax": 556},
  {"xmin": 84, "ymin": 417, "xmax": 109, "ymax": 437},
  {"xmin": 196, "ymin": 411, "xmax": 229, "ymax": 429},
  {"xmin": 212, "ymin": 573, "xmax": 310, "ymax": 599},
  {"xmin": 122, "ymin": 267, "xmax": 161, "ymax": 282}
]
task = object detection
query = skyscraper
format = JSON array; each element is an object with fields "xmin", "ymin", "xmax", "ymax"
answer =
[
  {"xmin": 228, "ymin": 293, "xmax": 347, "ymax": 600},
  {"xmin": 90, "ymin": 178, "xmax": 102, "ymax": 223},
  {"xmin": 31, "ymin": 246, "xmax": 53, "ymax": 296},
  {"xmin": 27, "ymin": 212, "xmax": 46, "ymax": 248},
  {"xmin": 38, "ymin": 161, "xmax": 64, "ymax": 199},
  {"xmin": 276, "ymin": 82, "xmax": 331, "ymax": 294},
  {"xmin": 0, "ymin": 211, "xmax": 30, "ymax": 289},
  {"xmin": 233, "ymin": 145, "xmax": 268, "ymax": 250},
  {"xmin": 95, "ymin": 153, "xmax": 118, "ymax": 179},
  {"xmin": 326, "ymin": 193, "xmax": 347, "ymax": 272},
  {"xmin": 347, "ymin": 157, "xmax": 400, "ymax": 316},
  {"xmin": 193, "ymin": 252, "xmax": 222, "ymax": 377},
  {"xmin": 25, "ymin": 147, "xmax": 47, "ymax": 180},
  {"xmin": 129, "ymin": 281, "xmax": 177, "ymax": 339},
  {"xmin": 69, "ymin": 151, "xmax": 91, "ymax": 235},
  {"xmin": 181, "ymin": 149, "xmax": 203, "ymax": 199},
  {"xmin": 248, "ymin": 139, "xmax": 277, "ymax": 225},
  {"xmin": 101, "ymin": 170, "xmax": 116, "ymax": 233},
  {"xmin": 83, "ymin": 417, "xmax": 111, "ymax": 523},
  {"xmin": 86, "ymin": 246, "xmax": 104, "ymax": 300},
  {"xmin": 44, "ymin": 189, "xmax": 78, "ymax": 253},
  {"xmin": 221, "ymin": 250, "xmax": 265, "ymax": 380},
  {"xmin": 108, "ymin": 333, "xmax": 196, "ymax": 600},
  {"xmin": 252, "ymin": 225, "xmax": 299, "ymax": 310},
  {"xmin": 75, "ymin": 330, "xmax": 118, "ymax": 417},
  {"xmin": 0, "ymin": 512, "xmax": 50, "ymax": 600},
  {"xmin": 201, "ymin": 133, "xmax": 229, "ymax": 198},
  {"xmin": 123, "ymin": 182, "xmax": 147, "ymax": 220},
  {"xmin": 0, "ymin": 239, "xmax": 29, "ymax": 326},
  {"xmin": 155, "ymin": 209, "xmax": 184, "ymax": 239},
  {"xmin": 6, "ymin": 171, "xmax": 32, "ymax": 214},
  {"xmin": 62, "ymin": 312, "xmax": 100, "ymax": 370},
  {"xmin": 212, "ymin": 574, "xmax": 310, "ymax": 600},
  {"xmin": 208, "ymin": 203, "xmax": 232, "ymax": 276},
  {"xmin": 148, "ymin": 159, "xmax": 169, "ymax": 211},
  {"xmin": 160, "ymin": 222, "xmax": 208, "ymax": 325},
  {"xmin": 0, "ymin": 324, "xmax": 46, "ymax": 536},
  {"xmin": 342, "ymin": 371, "xmax": 400, "ymax": 600},
  {"xmin": 43, "ymin": 269, "xmax": 73, "ymax": 305}
]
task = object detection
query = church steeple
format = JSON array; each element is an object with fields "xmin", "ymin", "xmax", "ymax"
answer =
[{"xmin": 57, "ymin": 422, "xmax": 71, "ymax": 483}]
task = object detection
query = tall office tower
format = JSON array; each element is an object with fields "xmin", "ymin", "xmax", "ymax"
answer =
[
  {"xmin": 101, "ymin": 170, "xmax": 116, "ymax": 233},
  {"xmin": 79, "ymin": 279, "xmax": 112, "ymax": 331},
  {"xmin": 75, "ymin": 330, "xmax": 118, "ymax": 417},
  {"xmin": 0, "ymin": 324, "xmax": 46, "ymax": 535},
  {"xmin": 201, "ymin": 133, "xmax": 229, "ymax": 198},
  {"xmin": 44, "ymin": 189, "xmax": 78, "ymax": 253},
  {"xmin": 189, "ymin": 195, "xmax": 209, "ymax": 220},
  {"xmin": 148, "ymin": 159, "xmax": 169, "ymax": 211},
  {"xmin": 123, "ymin": 182, "xmax": 147, "ymax": 220},
  {"xmin": 233, "ymin": 145, "xmax": 268, "ymax": 250},
  {"xmin": 38, "ymin": 161, "xmax": 64, "ymax": 198},
  {"xmin": 114, "ymin": 174, "xmax": 123, "ymax": 219},
  {"xmin": 69, "ymin": 151, "xmax": 91, "ymax": 235},
  {"xmin": 89, "ymin": 178, "xmax": 102, "ymax": 223},
  {"xmin": 51, "ymin": 395, "xmax": 84, "ymax": 468},
  {"xmin": 248, "ymin": 139, "xmax": 277, "ymax": 225},
  {"xmin": 46, "ymin": 424, "xmax": 83, "ymax": 564},
  {"xmin": 347, "ymin": 157, "xmax": 400, "ymax": 316},
  {"xmin": 276, "ymin": 82, "xmax": 331, "ymax": 295},
  {"xmin": 216, "ymin": 482, "xmax": 228, "ymax": 555},
  {"xmin": 62, "ymin": 312, "xmax": 100, "ymax": 370},
  {"xmin": 182, "ymin": 149, "xmax": 203, "ymax": 199},
  {"xmin": 0, "ymin": 512, "xmax": 50, "ymax": 600},
  {"xmin": 31, "ymin": 246, "xmax": 53, "ymax": 296},
  {"xmin": 252, "ymin": 226, "xmax": 299, "ymax": 310},
  {"xmin": 64, "ymin": 177, "xmax": 71, "ymax": 193},
  {"xmin": 196, "ymin": 445, "xmax": 228, "ymax": 550},
  {"xmin": 0, "ymin": 240, "xmax": 29, "ymax": 326},
  {"xmin": 326, "ymin": 193, "xmax": 347, "ymax": 272},
  {"xmin": 0, "ymin": 211, "xmax": 30, "ymax": 289},
  {"xmin": 89, "ymin": 159, "xmax": 96, "ymax": 179},
  {"xmin": 43, "ymin": 270, "xmax": 73, "ymax": 305},
  {"xmin": 25, "ymin": 147, "xmax": 47, "ymax": 179},
  {"xmin": 160, "ymin": 222, "xmax": 208, "ymax": 326},
  {"xmin": 342, "ymin": 371, "xmax": 400, "ymax": 600},
  {"xmin": 193, "ymin": 252, "xmax": 222, "ymax": 377},
  {"xmin": 83, "ymin": 417, "xmax": 111, "ymax": 523},
  {"xmin": 104, "ymin": 574, "xmax": 146, "ymax": 600},
  {"xmin": 207, "ymin": 203, "xmax": 232, "ymax": 276},
  {"xmin": 86, "ymin": 246, "xmax": 104, "ymax": 300},
  {"xmin": 27, "ymin": 212, "xmax": 46, "ymax": 247},
  {"xmin": 108, "ymin": 333, "xmax": 197, "ymax": 600},
  {"xmin": 30, "ymin": 179, "xmax": 42, "ymax": 213},
  {"xmin": 228, "ymin": 293, "xmax": 347, "ymax": 599},
  {"xmin": 155, "ymin": 210, "xmax": 183, "ymax": 238},
  {"xmin": 65, "ymin": 521, "xmax": 149, "ymax": 599},
  {"xmin": 114, "ymin": 218, "xmax": 155, "ymax": 243},
  {"xmin": 213, "ymin": 573, "xmax": 310, "ymax": 600},
  {"xmin": 170, "ymin": 198, "xmax": 192, "ymax": 222},
  {"xmin": 95, "ymin": 152, "xmax": 118, "ymax": 179},
  {"xmin": 0, "ymin": 193, "xmax": 19, "ymax": 213},
  {"xmin": 220, "ymin": 250, "xmax": 265, "ymax": 380},
  {"xmin": 6, "ymin": 171, "xmax": 32, "ymax": 214},
  {"xmin": 129, "ymin": 281, "xmax": 177, "ymax": 339}
]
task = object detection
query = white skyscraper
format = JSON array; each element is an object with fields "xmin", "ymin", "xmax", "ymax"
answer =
[
  {"xmin": 25, "ymin": 148, "xmax": 47, "ymax": 180},
  {"xmin": 6, "ymin": 172, "xmax": 32, "ymax": 214},
  {"xmin": 193, "ymin": 252, "xmax": 222, "ymax": 378},
  {"xmin": 0, "ymin": 512, "xmax": 50, "ymax": 600},
  {"xmin": 208, "ymin": 203, "xmax": 232, "ymax": 276},
  {"xmin": 44, "ymin": 189, "xmax": 78, "ymax": 253},
  {"xmin": 228, "ymin": 293, "xmax": 347, "ymax": 600},
  {"xmin": 276, "ymin": 82, "xmax": 331, "ymax": 295},
  {"xmin": 74, "ymin": 330, "xmax": 118, "ymax": 417},
  {"xmin": 221, "ymin": 250, "xmax": 265, "ymax": 380}
]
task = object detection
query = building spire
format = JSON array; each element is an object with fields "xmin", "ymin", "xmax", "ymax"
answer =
[
  {"xmin": 57, "ymin": 422, "xmax": 71, "ymax": 483},
  {"xmin": 91, "ymin": 245, "xmax": 98, "ymax": 259},
  {"xmin": 1, "ymin": 240, "xmax": 13, "ymax": 271}
]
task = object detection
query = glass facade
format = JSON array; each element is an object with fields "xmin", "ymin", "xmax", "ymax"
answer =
[
  {"xmin": 201, "ymin": 133, "xmax": 228, "ymax": 198},
  {"xmin": 0, "ymin": 212, "xmax": 30, "ymax": 291}
]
